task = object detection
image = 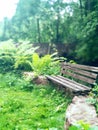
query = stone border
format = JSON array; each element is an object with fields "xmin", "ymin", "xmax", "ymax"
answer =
[{"xmin": 65, "ymin": 96, "xmax": 98, "ymax": 129}]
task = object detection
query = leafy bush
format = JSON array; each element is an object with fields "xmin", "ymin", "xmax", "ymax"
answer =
[
  {"xmin": 0, "ymin": 40, "xmax": 61, "ymax": 75},
  {"xmin": 0, "ymin": 40, "xmax": 16, "ymax": 72},
  {"xmin": 0, "ymin": 40, "xmax": 39, "ymax": 72},
  {"xmin": 32, "ymin": 53, "xmax": 61, "ymax": 75},
  {"xmin": 88, "ymin": 84, "xmax": 98, "ymax": 113},
  {"xmin": 32, "ymin": 53, "xmax": 51, "ymax": 74},
  {"xmin": 14, "ymin": 42, "xmax": 39, "ymax": 71}
]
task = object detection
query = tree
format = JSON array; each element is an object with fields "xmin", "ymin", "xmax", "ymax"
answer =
[
  {"xmin": 75, "ymin": 0, "xmax": 98, "ymax": 65},
  {"xmin": 1, "ymin": 0, "xmax": 98, "ymax": 65}
]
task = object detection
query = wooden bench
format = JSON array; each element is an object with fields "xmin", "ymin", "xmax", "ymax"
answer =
[{"xmin": 46, "ymin": 62, "xmax": 98, "ymax": 94}]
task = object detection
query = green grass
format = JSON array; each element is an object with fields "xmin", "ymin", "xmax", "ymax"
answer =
[{"xmin": 0, "ymin": 72, "xmax": 71, "ymax": 130}]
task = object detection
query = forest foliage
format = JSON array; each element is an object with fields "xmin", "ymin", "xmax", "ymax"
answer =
[{"xmin": 0, "ymin": 0, "xmax": 98, "ymax": 65}]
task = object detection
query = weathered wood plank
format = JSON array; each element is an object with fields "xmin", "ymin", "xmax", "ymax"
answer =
[
  {"xmin": 61, "ymin": 70, "xmax": 96, "ymax": 84},
  {"xmin": 61, "ymin": 66, "xmax": 97, "ymax": 79},
  {"xmin": 62, "ymin": 62, "xmax": 98, "ymax": 72},
  {"xmin": 57, "ymin": 75, "xmax": 91, "ymax": 90},
  {"xmin": 46, "ymin": 75, "xmax": 79, "ymax": 91},
  {"xmin": 46, "ymin": 75, "xmax": 90, "ymax": 92},
  {"xmin": 53, "ymin": 76, "xmax": 90, "ymax": 91}
]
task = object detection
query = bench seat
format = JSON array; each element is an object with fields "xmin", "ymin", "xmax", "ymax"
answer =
[
  {"xmin": 46, "ymin": 75, "xmax": 91, "ymax": 92},
  {"xmin": 46, "ymin": 62, "xmax": 98, "ymax": 94}
]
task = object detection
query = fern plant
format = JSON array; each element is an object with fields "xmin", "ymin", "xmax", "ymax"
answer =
[
  {"xmin": 32, "ymin": 53, "xmax": 51, "ymax": 74},
  {"xmin": 32, "ymin": 53, "xmax": 60, "ymax": 75},
  {"xmin": 14, "ymin": 42, "xmax": 39, "ymax": 71},
  {"xmin": 0, "ymin": 40, "xmax": 39, "ymax": 72}
]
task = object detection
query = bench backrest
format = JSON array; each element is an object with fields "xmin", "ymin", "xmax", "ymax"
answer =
[{"xmin": 61, "ymin": 62, "xmax": 98, "ymax": 86}]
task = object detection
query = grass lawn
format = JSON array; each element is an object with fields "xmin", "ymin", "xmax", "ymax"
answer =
[{"xmin": 0, "ymin": 72, "xmax": 71, "ymax": 130}]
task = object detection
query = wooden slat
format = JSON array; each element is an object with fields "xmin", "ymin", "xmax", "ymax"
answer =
[
  {"xmin": 61, "ymin": 70, "xmax": 96, "ymax": 84},
  {"xmin": 53, "ymin": 76, "xmax": 90, "ymax": 91},
  {"xmin": 53, "ymin": 76, "xmax": 84, "ymax": 90},
  {"xmin": 61, "ymin": 66, "xmax": 97, "ymax": 79},
  {"xmin": 46, "ymin": 63, "xmax": 98, "ymax": 93},
  {"xmin": 57, "ymin": 75, "xmax": 91, "ymax": 90},
  {"xmin": 46, "ymin": 75, "xmax": 79, "ymax": 91},
  {"xmin": 62, "ymin": 62, "xmax": 98, "ymax": 72},
  {"xmin": 46, "ymin": 75, "xmax": 91, "ymax": 92}
]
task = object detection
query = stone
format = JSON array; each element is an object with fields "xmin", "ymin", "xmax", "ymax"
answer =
[
  {"xmin": 33, "ymin": 75, "xmax": 48, "ymax": 85},
  {"xmin": 65, "ymin": 96, "xmax": 98, "ymax": 130},
  {"xmin": 23, "ymin": 72, "xmax": 48, "ymax": 85},
  {"xmin": 24, "ymin": 72, "xmax": 35, "ymax": 78}
]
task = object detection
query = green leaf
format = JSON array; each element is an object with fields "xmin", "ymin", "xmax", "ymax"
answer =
[{"xmin": 69, "ymin": 125, "xmax": 79, "ymax": 130}]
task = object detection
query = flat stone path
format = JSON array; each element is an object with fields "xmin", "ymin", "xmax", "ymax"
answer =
[{"xmin": 65, "ymin": 96, "xmax": 98, "ymax": 130}]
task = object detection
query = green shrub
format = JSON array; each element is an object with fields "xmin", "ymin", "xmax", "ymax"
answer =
[
  {"xmin": 86, "ymin": 84, "xmax": 98, "ymax": 114},
  {"xmin": 0, "ymin": 40, "xmax": 39, "ymax": 72},
  {"xmin": 32, "ymin": 53, "xmax": 51, "ymax": 74},
  {"xmin": 0, "ymin": 55, "xmax": 15, "ymax": 71},
  {"xmin": 14, "ymin": 55, "xmax": 32, "ymax": 71},
  {"xmin": 32, "ymin": 53, "xmax": 61, "ymax": 75},
  {"xmin": 14, "ymin": 42, "xmax": 39, "ymax": 71},
  {"xmin": 92, "ymin": 84, "xmax": 98, "ymax": 97},
  {"xmin": 0, "ymin": 40, "xmax": 16, "ymax": 72},
  {"xmin": 88, "ymin": 84, "xmax": 98, "ymax": 113}
]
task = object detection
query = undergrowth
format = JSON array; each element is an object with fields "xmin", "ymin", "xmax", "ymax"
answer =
[{"xmin": 0, "ymin": 72, "xmax": 71, "ymax": 130}]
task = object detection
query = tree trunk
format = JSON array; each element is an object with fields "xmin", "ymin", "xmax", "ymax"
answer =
[
  {"xmin": 56, "ymin": 0, "xmax": 60, "ymax": 44},
  {"xmin": 1, "ymin": 17, "xmax": 7, "ymax": 41},
  {"xmin": 85, "ymin": 0, "xmax": 91, "ymax": 16},
  {"xmin": 37, "ymin": 18, "xmax": 41, "ymax": 43},
  {"xmin": 79, "ymin": 0, "xmax": 83, "ymax": 19}
]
